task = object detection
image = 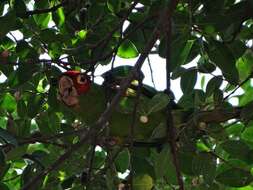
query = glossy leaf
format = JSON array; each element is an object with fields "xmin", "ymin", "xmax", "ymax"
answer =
[
  {"xmin": 0, "ymin": 93, "xmax": 16, "ymax": 112},
  {"xmin": 0, "ymin": 11, "xmax": 21, "ymax": 39},
  {"xmin": 33, "ymin": 0, "xmax": 51, "ymax": 28},
  {"xmin": 205, "ymin": 76, "xmax": 223, "ymax": 97},
  {"xmin": 192, "ymin": 153, "xmax": 216, "ymax": 183},
  {"xmin": 146, "ymin": 93, "xmax": 170, "ymax": 115},
  {"xmin": 115, "ymin": 149, "xmax": 130, "ymax": 173},
  {"xmin": 180, "ymin": 69, "xmax": 197, "ymax": 94},
  {"xmin": 117, "ymin": 39, "xmax": 139, "ymax": 58},
  {"xmin": 221, "ymin": 140, "xmax": 251, "ymax": 162},
  {"xmin": 0, "ymin": 182, "xmax": 9, "ymax": 190},
  {"xmin": 154, "ymin": 145, "xmax": 177, "ymax": 184},
  {"xmin": 159, "ymin": 36, "xmax": 194, "ymax": 70},
  {"xmin": 216, "ymin": 168, "xmax": 253, "ymax": 187},
  {"xmin": 208, "ymin": 41, "xmax": 239, "ymax": 85},
  {"xmin": 242, "ymin": 126, "xmax": 253, "ymax": 142}
]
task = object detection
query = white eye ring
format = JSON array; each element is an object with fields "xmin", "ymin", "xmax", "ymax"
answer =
[{"xmin": 77, "ymin": 74, "xmax": 88, "ymax": 84}]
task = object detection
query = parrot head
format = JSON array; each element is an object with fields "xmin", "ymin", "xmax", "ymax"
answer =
[{"xmin": 58, "ymin": 70, "xmax": 91, "ymax": 107}]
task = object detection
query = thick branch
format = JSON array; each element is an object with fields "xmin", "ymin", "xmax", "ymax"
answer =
[
  {"xmin": 188, "ymin": 107, "xmax": 241, "ymax": 126},
  {"xmin": 164, "ymin": 0, "xmax": 184, "ymax": 189},
  {"xmin": 25, "ymin": 2, "xmax": 66, "ymax": 16}
]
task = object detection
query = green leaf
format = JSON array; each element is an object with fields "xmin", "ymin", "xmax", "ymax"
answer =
[
  {"xmin": 14, "ymin": 0, "xmax": 27, "ymax": 18},
  {"xmin": 208, "ymin": 41, "xmax": 239, "ymax": 85},
  {"xmin": 27, "ymin": 94, "xmax": 44, "ymax": 118},
  {"xmin": 0, "ymin": 127, "xmax": 18, "ymax": 146},
  {"xmin": 154, "ymin": 145, "xmax": 177, "ymax": 184},
  {"xmin": 16, "ymin": 119, "xmax": 31, "ymax": 137},
  {"xmin": 0, "ymin": 163, "xmax": 10, "ymax": 181},
  {"xmin": 206, "ymin": 123, "xmax": 226, "ymax": 140},
  {"xmin": 225, "ymin": 123, "xmax": 244, "ymax": 136},
  {"xmin": 216, "ymin": 168, "xmax": 253, "ymax": 187},
  {"xmin": 17, "ymin": 100, "xmax": 27, "ymax": 118},
  {"xmin": 0, "ymin": 11, "xmax": 21, "ymax": 39},
  {"xmin": 242, "ymin": 126, "xmax": 253, "ymax": 142},
  {"xmin": 213, "ymin": 88, "xmax": 223, "ymax": 105},
  {"xmin": 239, "ymin": 81, "xmax": 253, "ymax": 106},
  {"xmin": 53, "ymin": 7, "xmax": 65, "ymax": 27},
  {"xmin": 36, "ymin": 112, "xmax": 60, "ymax": 135},
  {"xmin": 221, "ymin": 140, "xmax": 251, "ymax": 161},
  {"xmin": 93, "ymin": 150, "xmax": 106, "ymax": 169},
  {"xmin": 180, "ymin": 69, "xmax": 197, "ymax": 94},
  {"xmin": 6, "ymin": 146, "xmax": 28, "ymax": 161},
  {"xmin": 133, "ymin": 174, "xmax": 153, "ymax": 190},
  {"xmin": 61, "ymin": 176, "xmax": 76, "ymax": 189},
  {"xmin": 236, "ymin": 50, "xmax": 253, "ymax": 81},
  {"xmin": 159, "ymin": 36, "xmax": 194, "ymax": 70},
  {"xmin": 171, "ymin": 67, "xmax": 187, "ymax": 79},
  {"xmin": 146, "ymin": 93, "xmax": 170, "ymax": 115},
  {"xmin": 117, "ymin": 39, "xmax": 139, "ymax": 58},
  {"xmin": 0, "ymin": 93, "xmax": 16, "ymax": 112},
  {"xmin": 205, "ymin": 76, "xmax": 223, "ymax": 97},
  {"xmin": 179, "ymin": 151, "xmax": 195, "ymax": 175},
  {"xmin": 192, "ymin": 153, "xmax": 216, "ymax": 184},
  {"xmin": 0, "ymin": 182, "xmax": 10, "ymax": 190},
  {"xmin": 33, "ymin": 0, "xmax": 51, "ymax": 29},
  {"xmin": 115, "ymin": 149, "xmax": 130, "ymax": 173},
  {"xmin": 132, "ymin": 148, "xmax": 154, "ymax": 176},
  {"xmin": 107, "ymin": 0, "xmax": 121, "ymax": 13},
  {"xmin": 197, "ymin": 56, "xmax": 216, "ymax": 73},
  {"xmin": 150, "ymin": 122, "xmax": 166, "ymax": 139},
  {"xmin": 8, "ymin": 63, "xmax": 39, "ymax": 88}
]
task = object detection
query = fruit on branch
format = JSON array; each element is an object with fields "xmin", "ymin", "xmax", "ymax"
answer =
[{"xmin": 58, "ymin": 66, "xmax": 187, "ymax": 142}]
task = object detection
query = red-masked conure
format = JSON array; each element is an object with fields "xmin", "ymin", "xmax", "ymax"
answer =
[{"xmin": 57, "ymin": 66, "xmax": 185, "ymax": 143}]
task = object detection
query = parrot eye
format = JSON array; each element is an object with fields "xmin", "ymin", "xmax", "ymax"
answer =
[{"xmin": 77, "ymin": 74, "xmax": 88, "ymax": 84}]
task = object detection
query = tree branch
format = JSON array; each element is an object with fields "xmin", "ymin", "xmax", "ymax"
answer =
[
  {"xmin": 163, "ymin": 0, "xmax": 184, "ymax": 189},
  {"xmin": 25, "ymin": 2, "xmax": 66, "ymax": 16},
  {"xmin": 188, "ymin": 107, "xmax": 241, "ymax": 126}
]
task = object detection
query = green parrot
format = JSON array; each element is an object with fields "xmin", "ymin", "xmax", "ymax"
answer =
[{"xmin": 57, "ymin": 66, "xmax": 187, "ymax": 144}]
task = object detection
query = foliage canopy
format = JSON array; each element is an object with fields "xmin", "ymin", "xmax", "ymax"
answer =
[{"xmin": 0, "ymin": 0, "xmax": 253, "ymax": 189}]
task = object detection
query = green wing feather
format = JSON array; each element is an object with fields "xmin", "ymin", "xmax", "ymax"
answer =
[
  {"xmin": 74, "ymin": 66, "xmax": 189, "ymax": 141},
  {"xmin": 74, "ymin": 82, "xmax": 166, "ymax": 140}
]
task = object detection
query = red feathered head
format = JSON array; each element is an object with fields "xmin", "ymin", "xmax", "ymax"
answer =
[
  {"xmin": 63, "ymin": 70, "xmax": 91, "ymax": 95},
  {"xmin": 58, "ymin": 70, "xmax": 91, "ymax": 106}
]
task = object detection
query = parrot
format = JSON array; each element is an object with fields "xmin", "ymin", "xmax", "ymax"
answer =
[{"xmin": 57, "ymin": 66, "xmax": 187, "ymax": 145}]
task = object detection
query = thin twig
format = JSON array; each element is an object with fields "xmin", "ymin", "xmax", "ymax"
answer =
[
  {"xmin": 223, "ymin": 71, "xmax": 253, "ymax": 101},
  {"xmin": 142, "ymin": 30, "xmax": 156, "ymax": 88},
  {"xmin": 9, "ymin": 32, "xmax": 18, "ymax": 42}
]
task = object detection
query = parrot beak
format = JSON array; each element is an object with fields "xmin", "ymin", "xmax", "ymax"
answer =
[{"xmin": 58, "ymin": 75, "xmax": 79, "ymax": 107}]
